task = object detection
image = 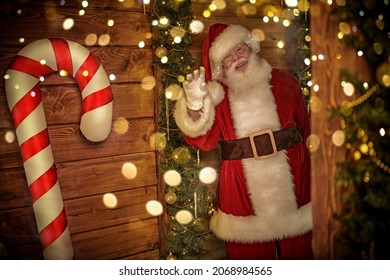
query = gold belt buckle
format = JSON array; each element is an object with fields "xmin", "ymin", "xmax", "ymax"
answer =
[{"xmin": 249, "ymin": 129, "xmax": 278, "ymax": 160}]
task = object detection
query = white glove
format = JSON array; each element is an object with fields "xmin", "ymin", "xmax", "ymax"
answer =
[{"xmin": 183, "ymin": 67, "xmax": 208, "ymax": 110}]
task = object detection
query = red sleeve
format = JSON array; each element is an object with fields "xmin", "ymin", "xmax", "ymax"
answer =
[{"xmin": 183, "ymin": 120, "xmax": 221, "ymax": 151}]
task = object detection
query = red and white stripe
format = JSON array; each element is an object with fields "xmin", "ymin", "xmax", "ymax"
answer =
[{"xmin": 5, "ymin": 38, "xmax": 113, "ymax": 259}]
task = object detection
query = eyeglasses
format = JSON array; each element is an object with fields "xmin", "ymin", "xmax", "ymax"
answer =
[{"xmin": 222, "ymin": 44, "xmax": 250, "ymax": 67}]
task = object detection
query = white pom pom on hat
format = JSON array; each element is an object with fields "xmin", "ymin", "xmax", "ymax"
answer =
[{"xmin": 202, "ymin": 24, "xmax": 260, "ymax": 81}]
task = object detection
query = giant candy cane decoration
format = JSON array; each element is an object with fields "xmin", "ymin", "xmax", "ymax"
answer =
[{"xmin": 4, "ymin": 38, "xmax": 113, "ymax": 259}]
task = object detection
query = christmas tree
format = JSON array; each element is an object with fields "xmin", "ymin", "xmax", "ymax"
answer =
[
  {"xmin": 151, "ymin": 0, "xmax": 215, "ymax": 260},
  {"xmin": 331, "ymin": 0, "xmax": 390, "ymax": 259}
]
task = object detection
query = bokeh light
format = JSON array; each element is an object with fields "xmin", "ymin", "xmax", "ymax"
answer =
[
  {"xmin": 85, "ymin": 33, "xmax": 98, "ymax": 46},
  {"xmin": 62, "ymin": 18, "xmax": 74, "ymax": 30},
  {"xmin": 102, "ymin": 193, "xmax": 118, "ymax": 209},
  {"xmin": 189, "ymin": 20, "xmax": 204, "ymax": 34},
  {"xmin": 175, "ymin": 210, "xmax": 193, "ymax": 225},
  {"xmin": 141, "ymin": 76, "xmax": 156, "ymax": 90},
  {"xmin": 98, "ymin": 34, "xmax": 111, "ymax": 46},
  {"xmin": 199, "ymin": 167, "xmax": 217, "ymax": 184},
  {"xmin": 332, "ymin": 130, "xmax": 345, "ymax": 147},
  {"xmin": 146, "ymin": 200, "xmax": 163, "ymax": 216},
  {"xmin": 4, "ymin": 131, "xmax": 15, "ymax": 143},
  {"xmin": 163, "ymin": 170, "xmax": 182, "ymax": 187},
  {"xmin": 113, "ymin": 117, "xmax": 129, "ymax": 135},
  {"xmin": 121, "ymin": 162, "xmax": 137, "ymax": 180},
  {"xmin": 306, "ymin": 134, "xmax": 320, "ymax": 153}
]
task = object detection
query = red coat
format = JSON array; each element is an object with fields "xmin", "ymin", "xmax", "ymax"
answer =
[{"xmin": 174, "ymin": 66, "xmax": 312, "ymax": 244}]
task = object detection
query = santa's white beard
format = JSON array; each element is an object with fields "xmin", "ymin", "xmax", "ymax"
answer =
[{"xmin": 222, "ymin": 52, "xmax": 271, "ymax": 95}]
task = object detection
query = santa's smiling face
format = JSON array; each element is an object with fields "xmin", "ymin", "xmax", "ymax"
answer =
[{"xmin": 222, "ymin": 43, "xmax": 251, "ymax": 75}]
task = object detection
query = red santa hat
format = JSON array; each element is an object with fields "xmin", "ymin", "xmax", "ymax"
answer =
[{"xmin": 202, "ymin": 23, "xmax": 260, "ymax": 81}]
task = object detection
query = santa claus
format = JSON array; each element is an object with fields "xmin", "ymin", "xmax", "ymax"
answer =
[{"xmin": 174, "ymin": 23, "xmax": 313, "ymax": 259}]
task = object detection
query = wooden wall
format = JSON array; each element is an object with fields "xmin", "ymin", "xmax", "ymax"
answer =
[
  {"xmin": 0, "ymin": 0, "xmax": 159, "ymax": 260},
  {"xmin": 310, "ymin": 1, "xmax": 372, "ymax": 259},
  {"xmin": 0, "ymin": 0, "xmax": 304, "ymax": 260}
]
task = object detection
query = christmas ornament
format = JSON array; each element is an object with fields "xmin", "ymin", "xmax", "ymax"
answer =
[
  {"xmin": 155, "ymin": 46, "xmax": 167, "ymax": 58},
  {"xmin": 149, "ymin": 132, "xmax": 167, "ymax": 151},
  {"xmin": 165, "ymin": 191, "xmax": 177, "ymax": 204},
  {"xmin": 170, "ymin": 26, "xmax": 186, "ymax": 38},
  {"xmin": 4, "ymin": 38, "xmax": 113, "ymax": 260},
  {"xmin": 207, "ymin": 203, "xmax": 218, "ymax": 216},
  {"xmin": 166, "ymin": 252, "xmax": 177, "ymax": 260},
  {"xmin": 172, "ymin": 147, "xmax": 191, "ymax": 163}
]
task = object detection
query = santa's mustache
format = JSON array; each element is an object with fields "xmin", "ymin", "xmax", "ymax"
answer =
[
  {"xmin": 226, "ymin": 57, "xmax": 248, "ymax": 75},
  {"xmin": 232, "ymin": 58, "xmax": 248, "ymax": 69}
]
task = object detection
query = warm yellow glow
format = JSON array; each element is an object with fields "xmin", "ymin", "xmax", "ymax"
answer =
[
  {"xmin": 163, "ymin": 170, "xmax": 182, "ymax": 187},
  {"xmin": 360, "ymin": 143, "xmax": 369, "ymax": 154},
  {"xmin": 102, "ymin": 193, "xmax": 118, "ymax": 209},
  {"xmin": 332, "ymin": 130, "xmax": 345, "ymax": 147},
  {"xmin": 203, "ymin": 9, "xmax": 211, "ymax": 18},
  {"xmin": 146, "ymin": 200, "xmax": 163, "ymax": 216},
  {"xmin": 121, "ymin": 162, "xmax": 137, "ymax": 179},
  {"xmin": 107, "ymin": 19, "xmax": 114, "ymax": 27},
  {"xmin": 4, "ymin": 131, "xmax": 15, "ymax": 144},
  {"xmin": 189, "ymin": 20, "xmax": 204, "ymax": 34},
  {"xmin": 354, "ymin": 151, "xmax": 362, "ymax": 161},
  {"xmin": 175, "ymin": 210, "xmax": 193, "ymax": 225},
  {"xmin": 98, "ymin": 34, "xmax": 111, "ymax": 46},
  {"xmin": 59, "ymin": 70, "xmax": 68, "ymax": 76},
  {"xmin": 199, "ymin": 167, "xmax": 218, "ymax": 184},
  {"xmin": 113, "ymin": 117, "xmax": 129, "ymax": 135},
  {"xmin": 138, "ymin": 41, "xmax": 145, "ymax": 48},
  {"xmin": 85, "ymin": 33, "xmax": 98, "ymax": 46},
  {"xmin": 141, "ymin": 76, "xmax": 156, "ymax": 90},
  {"xmin": 159, "ymin": 17, "xmax": 169, "ymax": 26},
  {"xmin": 306, "ymin": 134, "xmax": 320, "ymax": 153},
  {"xmin": 251, "ymin": 29, "xmax": 265, "ymax": 41},
  {"xmin": 62, "ymin": 18, "xmax": 74, "ymax": 30},
  {"xmin": 343, "ymin": 82, "xmax": 355, "ymax": 97}
]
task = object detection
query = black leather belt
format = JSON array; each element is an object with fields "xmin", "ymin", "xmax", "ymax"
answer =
[{"xmin": 220, "ymin": 126, "xmax": 303, "ymax": 160}]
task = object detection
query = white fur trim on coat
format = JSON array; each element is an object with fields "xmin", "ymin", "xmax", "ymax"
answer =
[
  {"xmin": 210, "ymin": 202, "xmax": 312, "ymax": 243},
  {"xmin": 174, "ymin": 81, "xmax": 225, "ymax": 138}
]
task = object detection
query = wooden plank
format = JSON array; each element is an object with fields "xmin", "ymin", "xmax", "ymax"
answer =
[
  {"xmin": 0, "ymin": 118, "xmax": 155, "ymax": 168},
  {"xmin": 0, "ymin": 167, "xmax": 31, "ymax": 211},
  {"xmin": 0, "ymin": 152, "xmax": 157, "ymax": 210},
  {"xmin": 0, "ymin": 7, "xmax": 151, "ymax": 47},
  {"xmin": 0, "ymin": 83, "xmax": 154, "ymax": 127},
  {"xmin": 3, "ymin": 242, "xmax": 44, "ymax": 260},
  {"xmin": 0, "ymin": 0, "xmax": 148, "ymax": 11},
  {"xmin": 189, "ymin": 19, "xmax": 291, "ymax": 49},
  {"xmin": 0, "ymin": 47, "xmax": 153, "ymax": 87},
  {"xmin": 118, "ymin": 248, "xmax": 160, "ymax": 260},
  {"xmin": 72, "ymin": 218, "xmax": 159, "ymax": 259},
  {"xmin": 309, "ymin": 0, "xmax": 371, "ymax": 259},
  {"xmin": 0, "ymin": 207, "xmax": 40, "ymax": 247},
  {"xmin": 59, "ymin": 153, "xmax": 157, "ymax": 200},
  {"xmin": 65, "ymin": 186, "xmax": 157, "ymax": 234}
]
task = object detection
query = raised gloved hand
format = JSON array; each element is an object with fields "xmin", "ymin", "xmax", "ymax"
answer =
[{"xmin": 183, "ymin": 67, "xmax": 208, "ymax": 110}]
